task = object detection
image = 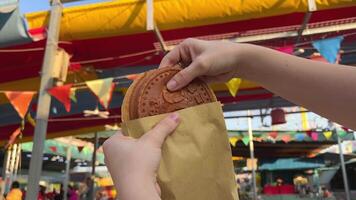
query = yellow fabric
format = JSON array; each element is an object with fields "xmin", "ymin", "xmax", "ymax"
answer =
[
  {"xmin": 25, "ymin": 0, "xmax": 356, "ymax": 41},
  {"xmin": 86, "ymin": 78, "xmax": 114, "ymax": 109},
  {"xmin": 6, "ymin": 189, "xmax": 22, "ymax": 200}
]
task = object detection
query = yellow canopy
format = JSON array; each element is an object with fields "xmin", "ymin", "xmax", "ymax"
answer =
[{"xmin": 26, "ymin": 0, "xmax": 356, "ymax": 41}]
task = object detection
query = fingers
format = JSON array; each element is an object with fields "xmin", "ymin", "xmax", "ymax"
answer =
[
  {"xmin": 141, "ymin": 113, "xmax": 180, "ymax": 148},
  {"xmin": 166, "ymin": 59, "xmax": 205, "ymax": 91},
  {"xmin": 159, "ymin": 46, "xmax": 181, "ymax": 68}
]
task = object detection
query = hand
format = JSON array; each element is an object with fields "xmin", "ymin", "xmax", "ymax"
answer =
[
  {"xmin": 103, "ymin": 113, "xmax": 180, "ymax": 200},
  {"xmin": 159, "ymin": 38, "xmax": 243, "ymax": 91}
]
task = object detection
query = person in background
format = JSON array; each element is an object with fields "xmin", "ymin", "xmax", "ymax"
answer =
[
  {"xmin": 68, "ymin": 185, "xmax": 79, "ymax": 200},
  {"xmin": 37, "ymin": 184, "xmax": 47, "ymax": 200},
  {"xmin": 6, "ymin": 181, "xmax": 22, "ymax": 200}
]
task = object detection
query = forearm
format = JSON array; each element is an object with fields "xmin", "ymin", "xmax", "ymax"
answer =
[
  {"xmin": 113, "ymin": 174, "xmax": 161, "ymax": 200},
  {"xmin": 237, "ymin": 44, "xmax": 356, "ymax": 129}
]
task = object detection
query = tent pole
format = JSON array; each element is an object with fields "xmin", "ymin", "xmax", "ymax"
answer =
[
  {"xmin": 63, "ymin": 138, "xmax": 72, "ymax": 200},
  {"xmin": 91, "ymin": 132, "xmax": 99, "ymax": 199},
  {"xmin": 247, "ymin": 110, "xmax": 257, "ymax": 200},
  {"xmin": 25, "ymin": 1, "xmax": 63, "ymax": 199},
  {"xmin": 335, "ymin": 129, "xmax": 351, "ymax": 200}
]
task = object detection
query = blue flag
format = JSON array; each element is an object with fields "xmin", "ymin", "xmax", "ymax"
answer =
[{"xmin": 312, "ymin": 36, "xmax": 343, "ymax": 64}]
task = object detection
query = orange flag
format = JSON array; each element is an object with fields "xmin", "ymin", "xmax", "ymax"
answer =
[{"xmin": 5, "ymin": 91, "xmax": 36, "ymax": 119}]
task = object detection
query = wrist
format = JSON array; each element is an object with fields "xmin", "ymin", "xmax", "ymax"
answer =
[
  {"xmin": 116, "ymin": 174, "xmax": 161, "ymax": 200},
  {"xmin": 232, "ymin": 43, "xmax": 255, "ymax": 79}
]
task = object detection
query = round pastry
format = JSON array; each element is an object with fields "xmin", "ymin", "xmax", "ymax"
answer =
[{"xmin": 121, "ymin": 65, "xmax": 217, "ymax": 121}]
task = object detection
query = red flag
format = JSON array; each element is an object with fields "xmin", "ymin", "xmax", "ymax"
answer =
[
  {"xmin": 5, "ymin": 91, "xmax": 36, "ymax": 119},
  {"xmin": 48, "ymin": 84, "xmax": 73, "ymax": 112},
  {"xmin": 28, "ymin": 27, "xmax": 47, "ymax": 41},
  {"xmin": 69, "ymin": 63, "xmax": 82, "ymax": 72},
  {"xmin": 306, "ymin": 130, "xmax": 313, "ymax": 138},
  {"xmin": 5, "ymin": 128, "xmax": 21, "ymax": 149},
  {"xmin": 281, "ymin": 135, "xmax": 291, "ymax": 143},
  {"xmin": 77, "ymin": 146, "xmax": 84, "ymax": 153},
  {"xmin": 49, "ymin": 146, "xmax": 57, "ymax": 153},
  {"xmin": 269, "ymin": 131, "xmax": 278, "ymax": 139},
  {"xmin": 276, "ymin": 45, "xmax": 294, "ymax": 55}
]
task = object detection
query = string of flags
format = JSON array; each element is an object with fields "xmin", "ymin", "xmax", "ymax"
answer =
[
  {"xmin": 229, "ymin": 129, "xmax": 353, "ymax": 147},
  {"xmin": 0, "ymin": 34, "xmax": 347, "ymax": 147}
]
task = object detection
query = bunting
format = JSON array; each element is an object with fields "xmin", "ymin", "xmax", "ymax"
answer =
[
  {"xmin": 77, "ymin": 146, "xmax": 85, "ymax": 153},
  {"xmin": 311, "ymin": 132, "xmax": 319, "ymax": 141},
  {"xmin": 48, "ymin": 84, "xmax": 73, "ymax": 112},
  {"xmin": 338, "ymin": 131, "xmax": 347, "ymax": 138},
  {"xmin": 268, "ymin": 131, "xmax": 278, "ymax": 139},
  {"xmin": 86, "ymin": 78, "xmax": 115, "ymax": 109},
  {"xmin": 312, "ymin": 36, "xmax": 343, "ymax": 63},
  {"xmin": 295, "ymin": 133, "xmax": 305, "ymax": 141},
  {"xmin": 276, "ymin": 45, "xmax": 294, "ymax": 55},
  {"xmin": 242, "ymin": 136, "xmax": 250, "ymax": 146},
  {"xmin": 226, "ymin": 78, "xmax": 242, "ymax": 97},
  {"xmin": 70, "ymin": 88, "xmax": 78, "ymax": 103},
  {"xmin": 49, "ymin": 146, "xmax": 58, "ymax": 153},
  {"xmin": 281, "ymin": 135, "xmax": 291, "ymax": 143},
  {"xmin": 229, "ymin": 137, "xmax": 238, "ymax": 147},
  {"xmin": 5, "ymin": 91, "xmax": 36, "ymax": 119},
  {"xmin": 5, "ymin": 127, "xmax": 21, "ymax": 149},
  {"xmin": 323, "ymin": 131, "xmax": 332, "ymax": 140}
]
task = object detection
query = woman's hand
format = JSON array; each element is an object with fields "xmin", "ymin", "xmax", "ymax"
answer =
[
  {"xmin": 103, "ymin": 113, "xmax": 180, "ymax": 200},
  {"xmin": 159, "ymin": 38, "xmax": 243, "ymax": 91}
]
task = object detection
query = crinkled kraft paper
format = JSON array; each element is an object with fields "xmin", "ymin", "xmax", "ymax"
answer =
[{"xmin": 122, "ymin": 102, "xmax": 238, "ymax": 200}]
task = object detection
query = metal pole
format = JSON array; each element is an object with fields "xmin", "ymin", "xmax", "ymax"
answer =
[
  {"xmin": 25, "ymin": 1, "xmax": 63, "ymax": 199},
  {"xmin": 335, "ymin": 129, "xmax": 351, "ymax": 200},
  {"xmin": 91, "ymin": 132, "xmax": 99, "ymax": 200},
  {"xmin": 63, "ymin": 144, "xmax": 72, "ymax": 200},
  {"xmin": 247, "ymin": 110, "xmax": 257, "ymax": 200}
]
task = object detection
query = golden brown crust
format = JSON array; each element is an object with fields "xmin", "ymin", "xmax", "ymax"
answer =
[{"xmin": 121, "ymin": 65, "xmax": 216, "ymax": 121}]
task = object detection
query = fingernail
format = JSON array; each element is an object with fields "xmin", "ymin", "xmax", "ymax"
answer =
[
  {"xmin": 169, "ymin": 113, "xmax": 180, "ymax": 123},
  {"xmin": 167, "ymin": 79, "xmax": 177, "ymax": 90}
]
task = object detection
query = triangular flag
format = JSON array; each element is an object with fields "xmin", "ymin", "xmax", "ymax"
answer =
[
  {"xmin": 28, "ymin": 27, "xmax": 46, "ymax": 42},
  {"xmin": 86, "ymin": 78, "xmax": 115, "ymax": 109},
  {"xmin": 48, "ymin": 84, "xmax": 73, "ymax": 112},
  {"xmin": 49, "ymin": 146, "xmax": 57, "ymax": 153},
  {"xmin": 5, "ymin": 91, "xmax": 36, "ymax": 119},
  {"xmin": 323, "ymin": 131, "xmax": 332, "ymax": 140},
  {"xmin": 269, "ymin": 131, "xmax": 278, "ymax": 139},
  {"xmin": 338, "ymin": 131, "xmax": 347, "ymax": 138},
  {"xmin": 77, "ymin": 146, "xmax": 84, "ymax": 153},
  {"xmin": 306, "ymin": 130, "xmax": 313, "ymax": 138},
  {"xmin": 295, "ymin": 133, "xmax": 305, "ymax": 141},
  {"xmin": 242, "ymin": 136, "xmax": 250, "ymax": 146},
  {"xmin": 276, "ymin": 45, "xmax": 294, "ymax": 55},
  {"xmin": 5, "ymin": 128, "xmax": 21, "ymax": 149},
  {"xmin": 311, "ymin": 132, "xmax": 319, "ymax": 141},
  {"xmin": 281, "ymin": 135, "xmax": 291, "ymax": 143},
  {"xmin": 229, "ymin": 137, "xmax": 238, "ymax": 147},
  {"xmin": 226, "ymin": 78, "xmax": 242, "ymax": 97},
  {"xmin": 254, "ymin": 137, "xmax": 263, "ymax": 142},
  {"xmin": 312, "ymin": 36, "xmax": 343, "ymax": 63},
  {"xmin": 70, "ymin": 88, "xmax": 77, "ymax": 103}
]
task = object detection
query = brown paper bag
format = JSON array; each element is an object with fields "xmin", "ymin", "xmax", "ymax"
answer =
[{"xmin": 122, "ymin": 102, "xmax": 238, "ymax": 200}]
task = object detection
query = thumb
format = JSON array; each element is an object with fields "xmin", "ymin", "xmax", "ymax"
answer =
[
  {"xmin": 166, "ymin": 59, "xmax": 205, "ymax": 91},
  {"xmin": 141, "ymin": 113, "xmax": 180, "ymax": 148}
]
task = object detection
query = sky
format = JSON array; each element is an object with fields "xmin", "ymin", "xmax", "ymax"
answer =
[{"xmin": 19, "ymin": 0, "xmax": 105, "ymax": 13}]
